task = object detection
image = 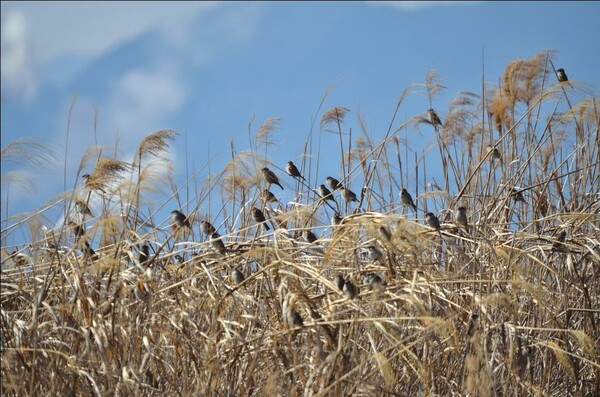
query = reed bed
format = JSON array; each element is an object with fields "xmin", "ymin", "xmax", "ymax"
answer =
[{"xmin": 1, "ymin": 51, "xmax": 599, "ymax": 396}]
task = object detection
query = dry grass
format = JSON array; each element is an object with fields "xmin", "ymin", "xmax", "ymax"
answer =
[{"xmin": 1, "ymin": 51, "xmax": 599, "ymax": 396}]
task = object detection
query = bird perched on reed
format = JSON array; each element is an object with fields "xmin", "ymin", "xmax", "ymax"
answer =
[
  {"xmin": 231, "ymin": 269, "xmax": 245, "ymax": 284},
  {"xmin": 366, "ymin": 245, "xmax": 382, "ymax": 262},
  {"xmin": 260, "ymin": 189, "xmax": 278, "ymax": 204},
  {"xmin": 303, "ymin": 229, "xmax": 318, "ymax": 244},
  {"xmin": 171, "ymin": 210, "xmax": 191, "ymax": 230},
  {"xmin": 210, "ymin": 232, "xmax": 227, "ymax": 255},
  {"xmin": 510, "ymin": 188, "xmax": 526, "ymax": 203},
  {"xmin": 400, "ymin": 188, "xmax": 417, "ymax": 212},
  {"xmin": 552, "ymin": 230, "xmax": 567, "ymax": 253},
  {"xmin": 331, "ymin": 212, "xmax": 342, "ymax": 226},
  {"xmin": 139, "ymin": 244, "xmax": 150, "ymax": 267},
  {"xmin": 319, "ymin": 184, "xmax": 336, "ymax": 203},
  {"xmin": 335, "ymin": 275, "xmax": 345, "ymax": 291},
  {"xmin": 340, "ymin": 186, "xmax": 359, "ymax": 203},
  {"xmin": 556, "ymin": 68, "xmax": 569, "ymax": 83},
  {"xmin": 252, "ymin": 207, "xmax": 270, "ymax": 231},
  {"xmin": 326, "ymin": 176, "xmax": 342, "ymax": 191},
  {"xmin": 343, "ymin": 279, "xmax": 358, "ymax": 300},
  {"xmin": 455, "ymin": 206, "xmax": 470, "ymax": 233},
  {"xmin": 262, "ymin": 167, "xmax": 284, "ymax": 190},
  {"xmin": 425, "ymin": 212, "xmax": 441, "ymax": 231},
  {"xmin": 286, "ymin": 161, "xmax": 306, "ymax": 181},
  {"xmin": 200, "ymin": 220, "xmax": 216, "ymax": 237},
  {"xmin": 428, "ymin": 108, "xmax": 443, "ymax": 127}
]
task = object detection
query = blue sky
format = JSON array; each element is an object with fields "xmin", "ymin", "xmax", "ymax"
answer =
[{"xmin": 2, "ymin": 1, "xmax": 599, "ymax": 242}]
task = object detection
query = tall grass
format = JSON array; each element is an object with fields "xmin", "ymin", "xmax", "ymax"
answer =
[{"xmin": 1, "ymin": 51, "xmax": 599, "ymax": 396}]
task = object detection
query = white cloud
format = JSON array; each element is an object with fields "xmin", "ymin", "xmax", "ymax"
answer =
[
  {"xmin": 1, "ymin": 10, "xmax": 37, "ymax": 102},
  {"xmin": 367, "ymin": 1, "xmax": 478, "ymax": 11},
  {"xmin": 106, "ymin": 70, "xmax": 186, "ymax": 146}
]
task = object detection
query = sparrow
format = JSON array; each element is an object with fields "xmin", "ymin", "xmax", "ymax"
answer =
[
  {"xmin": 510, "ymin": 188, "xmax": 526, "ymax": 203},
  {"xmin": 75, "ymin": 200, "xmax": 93, "ymax": 217},
  {"xmin": 556, "ymin": 68, "xmax": 569, "ymax": 83},
  {"xmin": 171, "ymin": 210, "xmax": 191, "ymax": 230},
  {"xmin": 319, "ymin": 184, "xmax": 336, "ymax": 203},
  {"xmin": 428, "ymin": 108, "xmax": 443, "ymax": 127},
  {"xmin": 362, "ymin": 273, "xmax": 385, "ymax": 290},
  {"xmin": 231, "ymin": 269, "xmax": 245, "ymax": 284},
  {"xmin": 379, "ymin": 226, "xmax": 392, "ymax": 242},
  {"xmin": 303, "ymin": 229, "xmax": 318, "ymax": 244},
  {"xmin": 288, "ymin": 309, "xmax": 304, "ymax": 327},
  {"xmin": 139, "ymin": 244, "xmax": 150, "ymax": 267},
  {"xmin": 260, "ymin": 189, "xmax": 278, "ymax": 203},
  {"xmin": 261, "ymin": 167, "xmax": 284, "ymax": 190},
  {"xmin": 331, "ymin": 212, "xmax": 343, "ymax": 226},
  {"xmin": 455, "ymin": 206, "xmax": 470, "ymax": 233},
  {"xmin": 82, "ymin": 240, "xmax": 98, "ymax": 262},
  {"xmin": 252, "ymin": 207, "xmax": 270, "ymax": 231},
  {"xmin": 340, "ymin": 186, "xmax": 359, "ymax": 203},
  {"xmin": 342, "ymin": 279, "xmax": 358, "ymax": 300},
  {"xmin": 425, "ymin": 212, "xmax": 441, "ymax": 231},
  {"xmin": 286, "ymin": 161, "xmax": 306, "ymax": 181},
  {"xmin": 326, "ymin": 176, "xmax": 342, "ymax": 191},
  {"xmin": 400, "ymin": 188, "xmax": 417, "ymax": 212},
  {"xmin": 200, "ymin": 220, "xmax": 216, "ymax": 237},
  {"xmin": 335, "ymin": 275, "xmax": 346, "ymax": 291},
  {"xmin": 367, "ymin": 245, "xmax": 382, "ymax": 262},
  {"xmin": 551, "ymin": 230, "xmax": 567, "ymax": 252},
  {"xmin": 486, "ymin": 145, "xmax": 502, "ymax": 162},
  {"xmin": 210, "ymin": 232, "xmax": 227, "ymax": 255}
]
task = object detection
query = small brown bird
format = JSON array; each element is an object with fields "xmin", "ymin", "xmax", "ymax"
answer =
[
  {"xmin": 332, "ymin": 212, "xmax": 342, "ymax": 226},
  {"xmin": 286, "ymin": 161, "xmax": 305, "ymax": 181},
  {"xmin": 139, "ymin": 244, "xmax": 150, "ymax": 266},
  {"xmin": 200, "ymin": 220, "xmax": 216, "ymax": 237},
  {"xmin": 252, "ymin": 207, "xmax": 270, "ymax": 231},
  {"xmin": 210, "ymin": 232, "xmax": 227, "ymax": 255},
  {"xmin": 262, "ymin": 167, "xmax": 284, "ymax": 190},
  {"xmin": 556, "ymin": 68, "xmax": 569, "ymax": 83},
  {"xmin": 260, "ymin": 189, "xmax": 278, "ymax": 203},
  {"xmin": 400, "ymin": 188, "xmax": 417, "ymax": 212},
  {"xmin": 428, "ymin": 108, "xmax": 443, "ymax": 127},
  {"xmin": 171, "ymin": 210, "xmax": 191, "ymax": 230},
  {"xmin": 340, "ymin": 186, "xmax": 359, "ymax": 203},
  {"xmin": 425, "ymin": 212, "xmax": 441, "ymax": 231},
  {"xmin": 363, "ymin": 273, "xmax": 385, "ymax": 290},
  {"xmin": 455, "ymin": 206, "xmax": 470, "ymax": 233},
  {"xmin": 303, "ymin": 229, "xmax": 318, "ymax": 244},
  {"xmin": 326, "ymin": 176, "xmax": 341, "ymax": 191},
  {"xmin": 367, "ymin": 245, "xmax": 382, "ymax": 262},
  {"xmin": 231, "ymin": 269, "xmax": 245, "ymax": 284},
  {"xmin": 510, "ymin": 188, "xmax": 526, "ymax": 203},
  {"xmin": 552, "ymin": 230, "xmax": 567, "ymax": 252},
  {"xmin": 335, "ymin": 275, "xmax": 345, "ymax": 291},
  {"xmin": 343, "ymin": 279, "xmax": 358, "ymax": 300},
  {"xmin": 319, "ymin": 184, "xmax": 336, "ymax": 203}
]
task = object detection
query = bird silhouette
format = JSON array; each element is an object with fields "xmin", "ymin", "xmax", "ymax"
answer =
[
  {"xmin": 303, "ymin": 229, "xmax": 318, "ymax": 244},
  {"xmin": 262, "ymin": 167, "xmax": 284, "ymax": 190},
  {"xmin": 139, "ymin": 244, "xmax": 150, "ymax": 267},
  {"xmin": 252, "ymin": 207, "xmax": 270, "ymax": 231},
  {"xmin": 260, "ymin": 189, "xmax": 278, "ymax": 203},
  {"xmin": 326, "ymin": 176, "xmax": 341, "ymax": 191},
  {"xmin": 200, "ymin": 220, "xmax": 216, "ymax": 237},
  {"xmin": 209, "ymin": 232, "xmax": 227, "ymax": 255},
  {"xmin": 425, "ymin": 212, "xmax": 441, "ymax": 231},
  {"xmin": 340, "ymin": 186, "xmax": 359, "ymax": 203},
  {"xmin": 400, "ymin": 188, "xmax": 417, "ymax": 212},
  {"xmin": 171, "ymin": 210, "xmax": 191, "ymax": 230},
  {"xmin": 231, "ymin": 269, "xmax": 245, "ymax": 284},
  {"xmin": 428, "ymin": 109, "xmax": 443, "ymax": 127},
  {"xmin": 286, "ymin": 161, "xmax": 306, "ymax": 181},
  {"xmin": 455, "ymin": 206, "xmax": 470, "ymax": 233},
  {"xmin": 319, "ymin": 185, "xmax": 336, "ymax": 203},
  {"xmin": 556, "ymin": 68, "xmax": 569, "ymax": 83}
]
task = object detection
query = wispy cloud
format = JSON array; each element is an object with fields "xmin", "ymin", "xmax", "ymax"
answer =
[
  {"xmin": 1, "ymin": 10, "xmax": 37, "ymax": 102},
  {"xmin": 367, "ymin": 1, "xmax": 479, "ymax": 12}
]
